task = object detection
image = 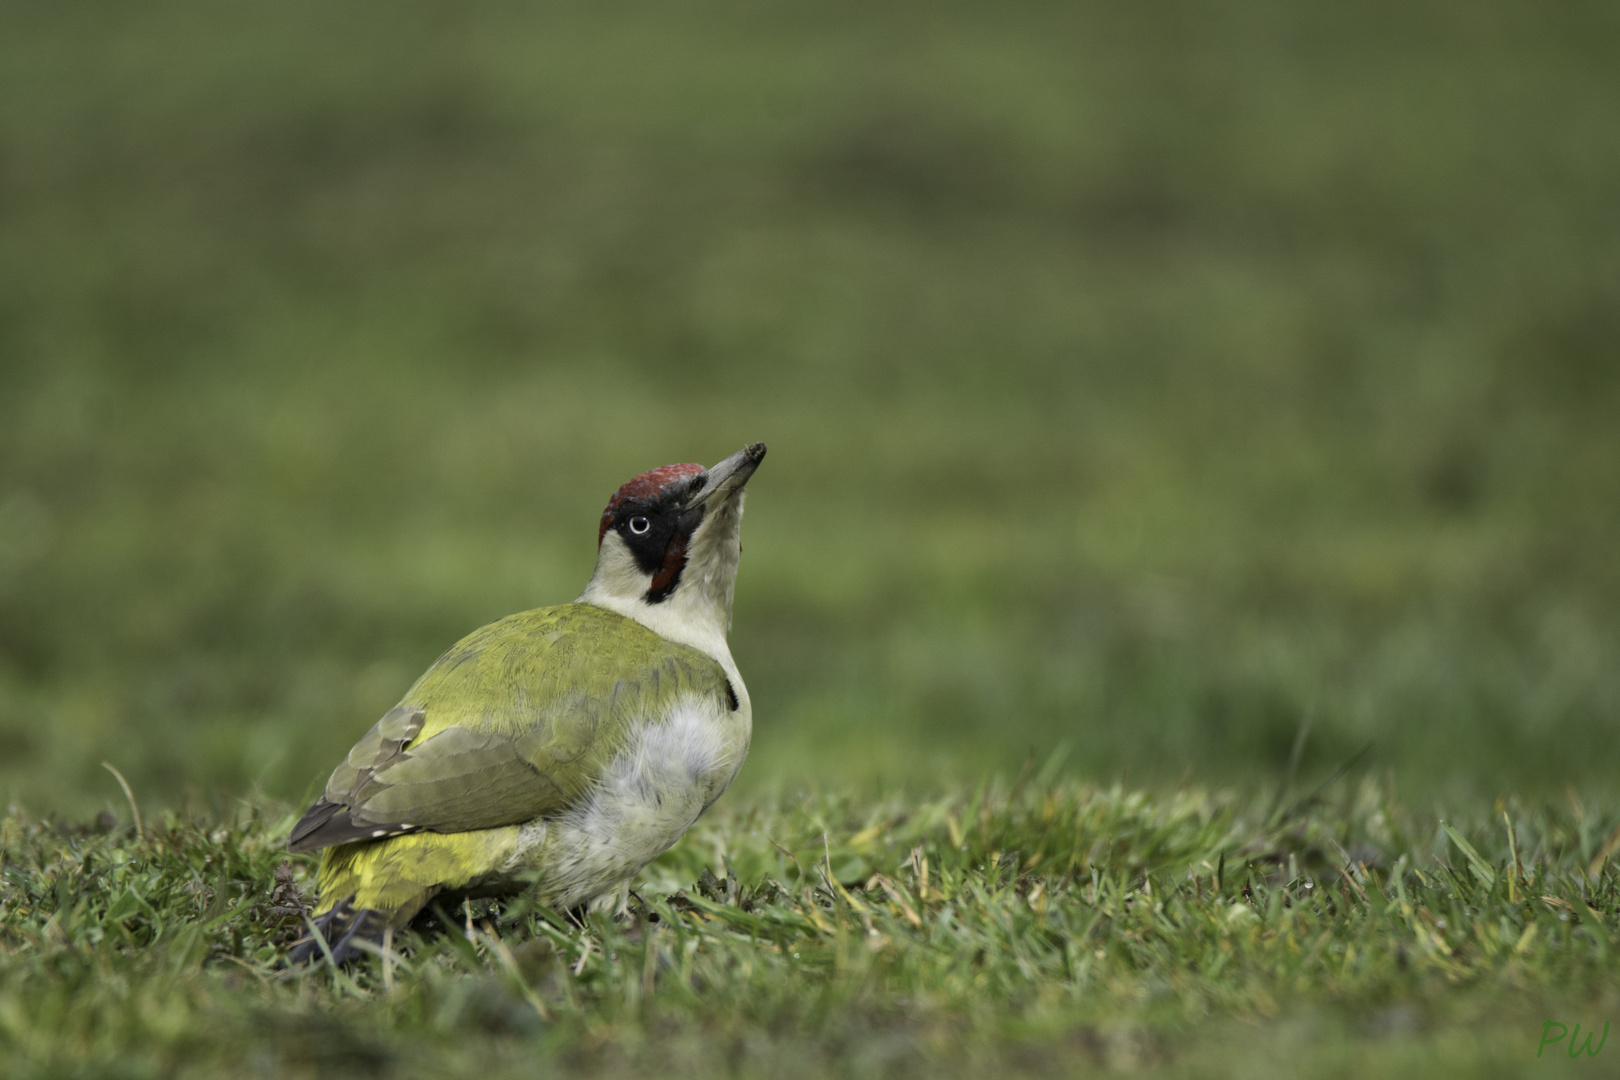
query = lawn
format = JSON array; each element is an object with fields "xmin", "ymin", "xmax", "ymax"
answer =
[
  {"xmin": 1, "ymin": 0, "xmax": 1617, "ymax": 1075},
  {"xmin": 5, "ymin": 778, "xmax": 1619, "ymax": 1077}
]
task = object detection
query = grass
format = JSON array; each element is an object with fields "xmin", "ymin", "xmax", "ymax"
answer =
[
  {"xmin": 4, "ymin": 773, "xmax": 1619, "ymax": 1078},
  {"xmin": 2, "ymin": 0, "xmax": 1619, "ymax": 812}
]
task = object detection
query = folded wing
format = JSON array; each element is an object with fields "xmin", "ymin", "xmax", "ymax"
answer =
[{"xmin": 288, "ymin": 604, "xmax": 733, "ymax": 854}]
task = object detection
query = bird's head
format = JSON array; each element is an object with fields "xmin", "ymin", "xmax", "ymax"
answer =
[{"xmin": 580, "ymin": 443, "xmax": 766, "ymax": 656}]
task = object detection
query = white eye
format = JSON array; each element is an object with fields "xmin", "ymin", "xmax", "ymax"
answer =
[{"xmin": 628, "ymin": 516, "xmax": 651, "ymax": 535}]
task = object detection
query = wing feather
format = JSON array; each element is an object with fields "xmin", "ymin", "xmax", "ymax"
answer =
[{"xmin": 287, "ymin": 603, "xmax": 730, "ymax": 854}]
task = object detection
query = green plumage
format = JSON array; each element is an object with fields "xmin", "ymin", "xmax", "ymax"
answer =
[{"xmin": 290, "ymin": 602, "xmax": 736, "ymax": 933}]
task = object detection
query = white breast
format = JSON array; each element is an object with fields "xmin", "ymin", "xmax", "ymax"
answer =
[{"xmin": 504, "ymin": 691, "xmax": 748, "ymax": 910}]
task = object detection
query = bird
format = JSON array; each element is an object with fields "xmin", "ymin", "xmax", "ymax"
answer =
[{"xmin": 285, "ymin": 442, "xmax": 766, "ymax": 964}]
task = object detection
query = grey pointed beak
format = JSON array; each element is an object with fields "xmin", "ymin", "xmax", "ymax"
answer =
[{"xmin": 687, "ymin": 443, "xmax": 766, "ymax": 508}]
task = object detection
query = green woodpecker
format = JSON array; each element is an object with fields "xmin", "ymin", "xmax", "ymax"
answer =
[{"xmin": 287, "ymin": 443, "xmax": 766, "ymax": 964}]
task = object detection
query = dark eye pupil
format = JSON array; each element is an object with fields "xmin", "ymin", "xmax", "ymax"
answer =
[{"xmin": 628, "ymin": 516, "xmax": 650, "ymax": 535}]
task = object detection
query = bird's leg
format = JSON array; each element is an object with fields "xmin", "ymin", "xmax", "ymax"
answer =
[{"xmin": 286, "ymin": 901, "xmax": 355, "ymax": 966}]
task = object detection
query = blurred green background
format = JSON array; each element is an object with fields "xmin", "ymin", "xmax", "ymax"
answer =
[{"xmin": 1, "ymin": 0, "xmax": 1615, "ymax": 816}]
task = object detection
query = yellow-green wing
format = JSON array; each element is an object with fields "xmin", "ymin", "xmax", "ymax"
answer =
[{"xmin": 287, "ymin": 603, "xmax": 734, "ymax": 853}]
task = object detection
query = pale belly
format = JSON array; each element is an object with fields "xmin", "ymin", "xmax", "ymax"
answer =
[{"xmin": 494, "ymin": 694, "xmax": 748, "ymax": 910}]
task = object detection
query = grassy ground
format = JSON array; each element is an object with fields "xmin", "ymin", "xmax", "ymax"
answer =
[
  {"xmin": 1, "ymin": 0, "xmax": 1618, "ymax": 1075},
  {"xmin": 2, "ymin": 0, "xmax": 1618, "ymax": 813},
  {"xmin": 5, "ymin": 778, "xmax": 1620, "ymax": 1078}
]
